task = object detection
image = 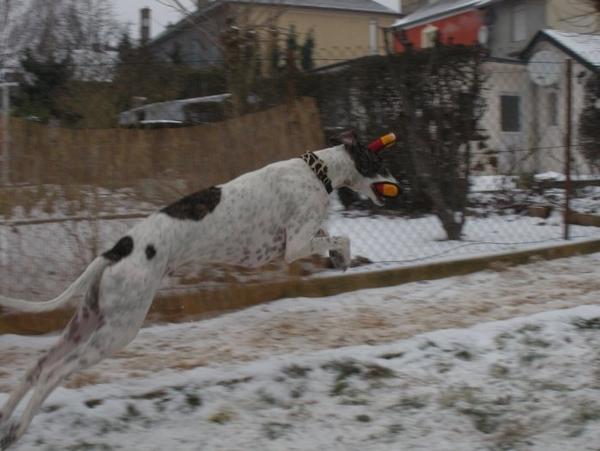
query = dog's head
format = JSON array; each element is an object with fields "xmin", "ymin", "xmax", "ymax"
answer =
[{"xmin": 333, "ymin": 130, "xmax": 399, "ymax": 206}]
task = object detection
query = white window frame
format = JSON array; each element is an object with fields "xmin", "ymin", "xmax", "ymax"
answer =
[
  {"xmin": 511, "ymin": 1, "xmax": 527, "ymax": 42},
  {"xmin": 421, "ymin": 24, "xmax": 438, "ymax": 48}
]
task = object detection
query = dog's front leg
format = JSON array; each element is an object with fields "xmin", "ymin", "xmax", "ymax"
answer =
[
  {"xmin": 285, "ymin": 227, "xmax": 351, "ymax": 270},
  {"xmin": 316, "ymin": 229, "xmax": 351, "ymax": 270}
]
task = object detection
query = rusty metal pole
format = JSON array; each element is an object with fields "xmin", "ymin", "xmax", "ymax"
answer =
[
  {"xmin": 1, "ymin": 82, "xmax": 8, "ymax": 186},
  {"xmin": 563, "ymin": 59, "xmax": 573, "ymax": 240},
  {"xmin": 1, "ymin": 81, "xmax": 17, "ymax": 186}
]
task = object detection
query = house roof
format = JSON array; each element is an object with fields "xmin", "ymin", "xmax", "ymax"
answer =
[
  {"xmin": 390, "ymin": 0, "xmax": 494, "ymax": 29},
  {"xmin": 233, "ymin": 0, "xmax": 398, "ymax": 14},
  {"xmin": 153, "ymin": 0, "xmax": 399, "ymax": 42},
  {"xmin": 521, "ymin": 29, "xmax": 600, "ymax": 72}
]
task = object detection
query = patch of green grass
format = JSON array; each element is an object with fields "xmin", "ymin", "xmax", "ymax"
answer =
[
  {"xmin": 437, "ymin": 362, "xmax": 453, "ymax": 374},
  {"xmin": 489, "ymin": 364, "xmax": 510, "ymax": 378},
  {"xmin": 517, "ymin": 323, "xmax": 542, "ymax": 333},
  {"xmin": 290, "ymin": 384, "xmax": 307, "ymax": 399},
  {"xmin": 84, "ymin": 399, "xmax": 103, "ymax": 409},
  {"xmin": 154, "ymin": 396, "xmax": 171, "ymax": 413},
  {"xmin": 257, "ymin": 389, "xmax": 278, "ymax": 405},
  {"xmin": 535, "ymin": 380, "xmax": 571, "ymax": 392},
  {"xmin": 387, "ymin": 424, "xmax": 404, "ymax": 434},
  {"xmin": 378, "ymin": 351, "xmax": 404, "ymax": 360},
  {"xmin": 519, "ymin": 352, "xmax": 547, "ymax": 365},
  {"xmin": 455, "ymin": 350, "xmax": 473, "ymax": 361},
  {"xmin": 97, "ymin": 419, "xmax": 127, "ymax": 435},
  {"xmin": 330, "ymin": 380, "xmax": 350, "ymax": 397},
  {"xmin": 362, "ymin": 364, "xmax": 395, "ymax": 380},
  {"xmin": 460, "ymin": 407, "xmax": 500, "ymax": 434},
  {"xmin": 396, "ymin": 395, "xmax": 429, "ymax": 410},
  {"xmin": 521, "ymin": 336, "xmax": 551, "ymax": 348},
  {"xmin": 418, "ymin": 340, "xmax": 438, "ymax": 350},
  {"xmin": 569, "ymin": 401, "xmax": 600, "ymax": 424},
  {"xmin": 216, "ymin": 376, "xmax": 253, "ymax": 388},
  {"xmin": 322, "ymin": 360, "xmax": 362, "ymax": 381},
  {"xmin": 120, "ymin": 403, "xmax": 141, "ymax": 422},
  {"xmin": 438, "ymin": 386, "xmax": 482, "ymax": 409},
  {"xmin": 493, "ymin": 420, "xmax": 530, "ymax": 450},
  {"xmin": 42, "ymin": 404, "xmax": 62, "ymax": 413},
  {"xmin": 262, "ymin": 422, "xmax": 292, "ymax": 440},
  {"xmin": 185, "ymin": 393, "xmax": 202, "ymax": 409},
  {"xmin": 339, "ymin": 397, "xmax": 370, "ymax": 406},
  {"xmin": 208, "ymin": 410, "xmax": 235, "ymax": 424},
  {"xmin": 494, "ymin": 332, "xmax": 515, "ymax": 349},
  {"xmin": 282, "ymin": 364, "xmax": 312, "ymax": 378},
  {"xmin": 65, "ymin": 442, "xmax": 112, "ymax": 451},
  {"xmin": 573, "ymin": 317, "xmax": 600, "ymax": 330},
  {"xmin": 131, "ymin": 389, "xmax": 168, "ymax": 400}
]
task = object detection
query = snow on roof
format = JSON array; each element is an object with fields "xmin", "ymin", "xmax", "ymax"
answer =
[
  {"xmin": 154, "ymin": 0, "xmax": 398, "ymax": 42},
  {"xmin": 118, "ymin": 94, "xmax": 232, "ymax": 126},
  {"xmin": 541, "ymin": 29, "xmax": 600, "ymax": 70},
  {"xmin": 391, "ymin": 0, "xmax": 493, "ymax": 28},
  {"xmin": 237, "ymin": 0, "xmax": 398, "ymax": 14}
]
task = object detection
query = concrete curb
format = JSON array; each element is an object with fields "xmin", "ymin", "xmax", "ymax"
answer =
[{"xmin": 3, "ymin": 239, "xmax": 600, "ymax": 335}]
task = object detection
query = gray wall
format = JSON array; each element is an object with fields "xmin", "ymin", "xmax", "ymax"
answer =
[
  {"xmin": 488, "ymin": 0, "xmax": 547, "ymax": 58},
  {"xmin": 151, "ymin": 23, "xmax": 223, "ymax": 69}
]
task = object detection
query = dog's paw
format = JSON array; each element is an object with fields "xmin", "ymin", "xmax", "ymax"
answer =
[
  {"xmin": 0, "ymin": 423, "xmax": 18, "ymax": 451},
  {"xmin": 329, "ymin": 250, "xmax": 350, "ymax": 271}
]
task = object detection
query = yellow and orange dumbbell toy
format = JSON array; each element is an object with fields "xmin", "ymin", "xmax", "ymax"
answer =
[
  {"xmin": 367, "ymin": 132, "xmax": 397, "ymax": 153},
  {"xmin": 367, "ymin": 132, "xmax": 401, "ymax": 199}
]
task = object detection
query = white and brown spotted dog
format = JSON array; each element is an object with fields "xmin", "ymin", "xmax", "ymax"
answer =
[{"xmin": 0, "ymin": 130, "xmax": 397, "ymax": 449}]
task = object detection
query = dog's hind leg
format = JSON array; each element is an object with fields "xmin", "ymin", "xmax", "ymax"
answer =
[
  {"xmin": 0, "ymin": 330, "xmax": 80, "ymax": 429},
  {"xmin": 0, "ymin": 277, "xmax": 109, "ymax": 449},
  {"xmin": 0, "ymin": 379, "xmax": 32, "ymax": 428},
  {"xmin": 0, "ymin": 335, "xmax": 98, "ymax": 449},
  {"xmin": 0, "ymin": 355, "xmax": 82, "ymax": 450},
  {"xmin": 0, "ymin": 309, "xmax": 115, "ymax": 450}
]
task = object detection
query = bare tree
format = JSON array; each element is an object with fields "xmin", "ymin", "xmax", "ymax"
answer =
[
  {"xmin": 391, "ymin": 44, "xmax": 487, "ymax": 240},
  {"xmin": 0, "ymin": 0, "xmax": 27, "ymax": 70},
  {"xmin": 551, "ymin": 0, "xmax": 600, "ymax": 32},
  {"xmin": 5, "ymin": 0, "xmax": 121, "ymax": 62},
  {"xmin": 155, "ymin": 0, "xmax": 298, "ymax": 115}
]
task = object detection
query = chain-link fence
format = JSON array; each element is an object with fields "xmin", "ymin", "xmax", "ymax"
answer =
[{"xmin": 1, "ymin": 46, "xmax": 599, "ymax": 308}]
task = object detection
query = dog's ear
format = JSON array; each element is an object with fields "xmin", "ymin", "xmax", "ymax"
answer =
[{"xmin": 330, "ymin": 130, "xmax": 358, "ymax": 149}]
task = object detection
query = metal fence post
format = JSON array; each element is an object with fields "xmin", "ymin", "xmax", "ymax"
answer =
[
  {"xmin": 563, "ymin": 58, "xmax": 573, "ymax": 240},
  {"xmin": 1, "ymin": 81, "xmax": 18, "ymax": 186}
]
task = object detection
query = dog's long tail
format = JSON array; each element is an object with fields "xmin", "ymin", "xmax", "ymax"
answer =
[{"xmin": 0, "ymin": 257, "xmax": 110, "ymax": 313}]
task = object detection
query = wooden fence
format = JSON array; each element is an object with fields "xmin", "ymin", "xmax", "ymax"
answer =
[{"xmin": 2, "ymin": 97, "xmax": 324, "ymax": 188}]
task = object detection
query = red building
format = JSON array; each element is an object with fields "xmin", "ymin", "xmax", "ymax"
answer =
[{"xmin": 390, "ymin": 0, "xmax": 493, "ymax": 53}]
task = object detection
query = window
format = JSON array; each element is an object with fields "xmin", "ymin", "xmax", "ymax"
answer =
[
  {"xmin": 548, "ymin": 91, "xmax": 558, "ymax": 126},
  {"xmin": 369, "ymin": 19, "xmax": 378, "ymax": 55},
  {"xmin": 421, "ymin": 24, "xmax": 438, "ymax": 48},
  {"xmin": 511, "ymin": 1, "xmax": 527, "ymax": 42},
  {"xmin": 500, "ymin": 95, "xmax": 521, "ymax": 132}
]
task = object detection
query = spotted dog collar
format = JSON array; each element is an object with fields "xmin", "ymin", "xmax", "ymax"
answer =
[{"xmin": 300, "ymin": 152, "xmax": 333, "ymax": 194}]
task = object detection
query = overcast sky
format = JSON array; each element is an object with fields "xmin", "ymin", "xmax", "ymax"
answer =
[
  {"xmin": 113, "ymin": 0, "xmax": 400, "ymax": 40},
  {"xmin": 112, "ymin": 0, "xmax": 194, "ymax": 38}
]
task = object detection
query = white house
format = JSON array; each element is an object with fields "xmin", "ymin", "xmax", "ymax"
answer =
[{"xmin": 480, "ymin": 30, "xmax": 600, "ymax": 175}]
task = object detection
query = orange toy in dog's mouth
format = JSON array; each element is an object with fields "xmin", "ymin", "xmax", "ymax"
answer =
[{"xmin": 371, "ymin": 182, "xmax": 400, "ymax": 201}]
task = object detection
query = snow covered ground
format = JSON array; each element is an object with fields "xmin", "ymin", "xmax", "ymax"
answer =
[
  {"xmin": 3, "ymin": 181, "xmax": 600, "ymax": 300},
  {"xmin": 3, "ymin": 252, "xmax": 600, "ymax": 450}
]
